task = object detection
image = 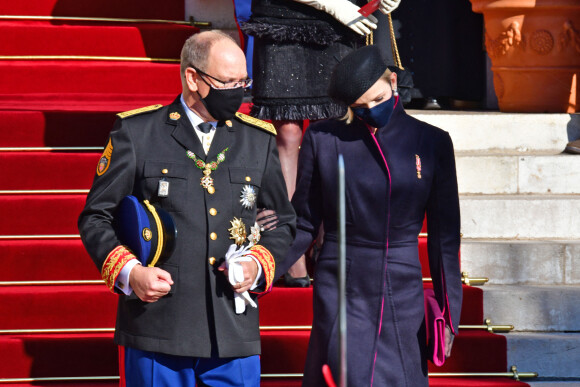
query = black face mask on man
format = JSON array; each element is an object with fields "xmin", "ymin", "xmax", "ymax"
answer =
[
  {"xmin": 198, "ymin": 86, "xmax": 244, "ymax": 122},
  {"xmin": 194, "ymin": 68, "xmax": 245, "ymax": 121}
]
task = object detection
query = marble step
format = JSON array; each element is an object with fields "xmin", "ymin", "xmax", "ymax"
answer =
[
  {"xmin": 455, "ymin": 153, "xmax": 580, "ymax": 195},
  {"xmin": 483, "ymin": 285, "xmax": 580, "ymax": 332},
  {"xmin": 459, "ymin": 195, "xmax": 580, "ymax": 239},
  {"xmin": 505, "ymin": 332, "xmax": 580, "ymax": 379},
  {"xmin": 186, "ymin": 0, "xmax": 237, "ymax": 30},
  {"xmin": 460, "ymin": 239, "xmax": 580, "ymax": 285},
  {"xmin": 409, "ymin": 111, "xmax": 579, "ymax": 154}
]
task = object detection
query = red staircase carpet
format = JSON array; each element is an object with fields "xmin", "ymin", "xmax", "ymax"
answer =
[{"xmin": 0, "ymin": 1, "xmax": 529, "ymax": 386}]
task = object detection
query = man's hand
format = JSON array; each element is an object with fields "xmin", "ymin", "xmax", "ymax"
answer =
[
  {"xmin": 218, "ymin": 259, "xmax": 259, "ymax": 293},
  {"xmin": 129, "ymin": 264, "xmax": 174, "ymax": 303},
  {"xmin": 444, "ymin": 325, "xmax": 455, "ymax": 358}
]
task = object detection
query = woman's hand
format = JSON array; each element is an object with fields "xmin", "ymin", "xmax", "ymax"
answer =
[
  {"xmin": 378, "ymin": 0, "xmax": 401, "ymax": 15},
  {"xmin": 256, "ymin": 208, "xmax": 279, "ymax": 231},
  {"xmin": 293, "ymin": 0, "xmax": 378, "ymax": 36},
  {"xmin": 445, "ymin": 325, "xmax": 455, "ymax": 358}
]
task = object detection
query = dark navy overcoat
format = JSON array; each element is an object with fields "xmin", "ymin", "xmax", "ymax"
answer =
[{"xmin": 281, "ymin": 100, "xmax": 462, "ymax": 386}]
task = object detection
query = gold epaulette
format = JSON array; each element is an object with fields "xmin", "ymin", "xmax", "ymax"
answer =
[
  {"xmin": 234, "ymin": 112, "xmax": 277, "ymax": 135},
  {"xmin": 117, "ymin": 104, "xmax": 163, "ymax": 119}
]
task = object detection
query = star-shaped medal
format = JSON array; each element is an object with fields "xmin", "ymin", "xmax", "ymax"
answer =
[
  {"xmin": 240, "ymin": 185, "xmax": 257, "ymax": 209},
  {"xmin": 228, "ymin": 217, "xmax": 247, "ymax": 246}
]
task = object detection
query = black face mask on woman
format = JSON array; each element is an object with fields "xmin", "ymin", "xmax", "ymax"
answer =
[
  {"xmin": 352, "ymin": 93, "xmax": 395, "ymax": 129},
  {"xmin": 198, "ymin": 86, "xmax": 245, "ymax": 122}
]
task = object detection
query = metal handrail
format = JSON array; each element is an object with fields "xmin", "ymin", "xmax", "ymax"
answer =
[
  {"xmin": 0, "ymin": 367, "xmax": 539, "ymax": 383},
  {"xmin": 0, "ymin": 15, "xmax": 211, "ymax": 27},
  {"xmin": 0, "ymin": 55, "xmax": 179, "ymax": 62},
  {"xmin": 0, "ymin": 321, "xmax": 514, "ymax": 334}
]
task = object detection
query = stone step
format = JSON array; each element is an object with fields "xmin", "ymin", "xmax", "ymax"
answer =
[
  {"xmin": 483, "ymin": 285, "xmax": 580, "ymax": 331},
  {"xmin": 505, "ymin": 332, "xmax": 580, "ymax": 379},
  {"xmin": 409, "ymin": 111, "xmax": 579, "ymax": 154},
  {"xmin": 460, "ymin": 239, "xmax": 580, "ymax": 285},
  {"xmin": 456, "ymin": 154, "xmax": 580, "ymax": 194},
  {"xmin": 459, "ymin": 195, "xmax": 580, "ymax": 239}
]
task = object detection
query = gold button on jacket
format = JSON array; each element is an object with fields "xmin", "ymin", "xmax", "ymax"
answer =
[{"xmin": 210, "ymin": 232, "xmax": 217, "ymax": 240}]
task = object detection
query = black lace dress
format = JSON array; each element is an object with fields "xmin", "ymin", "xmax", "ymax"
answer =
[{"xmin": 242, "ymin": 0, "xmax": 366, "ymax": 121}]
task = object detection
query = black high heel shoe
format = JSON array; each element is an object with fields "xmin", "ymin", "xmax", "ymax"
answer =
[{"xmin": 284, "ymin": 273, "xmax": 311, "ymax": 288}]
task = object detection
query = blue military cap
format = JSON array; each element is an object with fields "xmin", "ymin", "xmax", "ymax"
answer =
[{"xmin": 113, "ymin": 196, "xmax": 177, "ymax": 267}]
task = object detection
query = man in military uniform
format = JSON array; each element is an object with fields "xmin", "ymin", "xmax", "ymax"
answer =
[{"xmin": 78, "ymin": 30, "xmax": 296, "ymax": 386}]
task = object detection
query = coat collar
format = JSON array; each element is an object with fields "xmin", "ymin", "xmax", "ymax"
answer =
[
  {"xmin": 206, "ymin": 120, "xmax": 235, "ymax": 160},
  {"xmin": 370, "ymin": 96, "xmax": 406, "ymax": 135},
  {"xmin": 167, "ymin": 96, "xmax": 206, "ymax": 159}
]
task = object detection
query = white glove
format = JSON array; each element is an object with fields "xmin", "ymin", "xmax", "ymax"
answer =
[
  {"xmin": 294, "ymin": 0, "xmax": 378, "ymax": 36},
  {"xmin": 378, "ymin": 0, "xmax": 401, "ymax": 14},
  {"xmin": 224, "ymin": 244, "xmax": 258, "ymax": 314}
]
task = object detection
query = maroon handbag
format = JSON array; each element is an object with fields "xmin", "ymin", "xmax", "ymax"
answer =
[{"xmin": 424, "ymin": 288, "xmax": 446, "ymax": 366}]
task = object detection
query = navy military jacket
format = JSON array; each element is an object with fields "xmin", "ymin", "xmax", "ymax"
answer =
[
  {"xmin": 282, "ymin": 100, "xmax": 462, "ymax": 386},
  {"xmin": 78, "ymin": 97, "xmax": 296, "ymax": 358}
]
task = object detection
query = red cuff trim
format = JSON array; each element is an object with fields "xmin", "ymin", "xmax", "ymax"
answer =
[
  {"xmin": 248, "ymin": 245, "xmax": 275, "ymax": 294},
  {"xmin": 102, "ymin": 245, "xmax": 136, "ymax": 293}
]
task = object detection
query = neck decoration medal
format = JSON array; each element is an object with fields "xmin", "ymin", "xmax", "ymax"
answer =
[{"xmin": 187, "ymin": 148, "xmax": 229, "ymax": 193}]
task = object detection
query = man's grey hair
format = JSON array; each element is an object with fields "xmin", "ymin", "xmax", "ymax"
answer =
[{"xmin": 180, "ymin": 30, "xmax": 237, "ymax": 79}]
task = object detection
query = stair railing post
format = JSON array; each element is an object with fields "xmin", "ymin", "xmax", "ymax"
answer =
[{"xmin": 337, "ymin": 155, "xmax": 347, "ymax": 387}]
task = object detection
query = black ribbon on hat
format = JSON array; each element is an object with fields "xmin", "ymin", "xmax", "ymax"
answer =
[{"xmin": 198, "ymin": 122, "xmax": 213, "ymax": 134}]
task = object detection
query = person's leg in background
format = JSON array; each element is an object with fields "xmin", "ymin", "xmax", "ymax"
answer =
[{"xmin": 274, "ymin": 120, "xmax": 310, "ymax": 286}]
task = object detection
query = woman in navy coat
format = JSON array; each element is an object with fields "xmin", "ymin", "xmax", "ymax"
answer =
[{"xmin": 280, "ymin": 45, "xmax": 463, "ymax": 386}]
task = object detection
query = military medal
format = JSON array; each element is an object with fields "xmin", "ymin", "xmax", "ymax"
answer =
[
  {"xmin": 415, "ymin": 154, "xmax": 422, "ymax": 179},
  {"xmin": 240, "ymin": 185, "xmax": 256, "ymax": 209},
  {"xmin": 248, "ymin": 222, "xmax": 261, "ymax": 246},
  {"xmin": 186, "ymin": 148, "xmax": 229, "ymax": 193},
  {"xmin": 158, "ymin": 178, "xmax": 170, "ymax": 197},
  {"xmin": 228, "ymin": 217, "xmax": 247, "ymax": 246}
]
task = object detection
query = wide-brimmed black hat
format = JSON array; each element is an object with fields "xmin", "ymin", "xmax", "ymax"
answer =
[
  {"xmin": 328, "ymin": 45, "xmax": 391, "ymax": 106},
  {"xmin": 113, "ymin": 196, "xmax": 177, "ymax": 267}
]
